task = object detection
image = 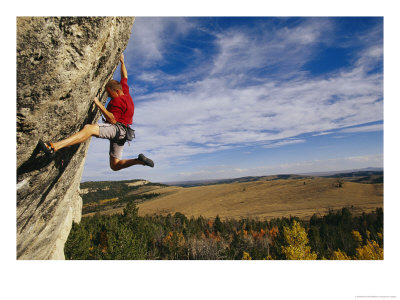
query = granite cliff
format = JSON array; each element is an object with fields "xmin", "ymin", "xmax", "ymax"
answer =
[{"xmin": 16, "ymin": 17, "xmax": 135, "ymax": 259}]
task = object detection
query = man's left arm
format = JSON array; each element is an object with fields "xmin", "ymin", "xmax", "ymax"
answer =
[
  {"xmin": 94, "ymin": 97, "xmax": 117, "ymax": 124},
  {"xmin": 120, "ymin": 53, "xmax": 128, "ymax": 79}
]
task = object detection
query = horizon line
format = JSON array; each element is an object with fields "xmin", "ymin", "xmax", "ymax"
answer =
[{"xmin": 80, "ymin": 166, "xmax": 383, "ymax": 184}]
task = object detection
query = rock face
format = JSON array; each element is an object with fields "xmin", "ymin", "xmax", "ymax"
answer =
[{"xmin": 17, "ymin": 17, "xmax": 135, "ymax": 259}]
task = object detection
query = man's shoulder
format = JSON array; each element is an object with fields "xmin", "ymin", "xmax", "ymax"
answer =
[
  {"xmin": 108, "ymin": 97, "xmax": 123, "ymax": 107},
  {"xmin": 110, "ymin": 95, "xmax": 131, "ymax": 106}
]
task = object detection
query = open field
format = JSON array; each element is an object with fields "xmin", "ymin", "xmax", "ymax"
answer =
[
  {"xmin": 136, "ymin": 177, "xmax": 383, "ymax": 220},
  {"xmin": 79, "ymin": 175, "xmax": 383, "ymax": 219}
]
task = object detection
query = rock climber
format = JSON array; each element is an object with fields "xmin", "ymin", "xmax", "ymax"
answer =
[{"xmin": 39, "ymin": 53, "xmax": 154, "ymax": 171}]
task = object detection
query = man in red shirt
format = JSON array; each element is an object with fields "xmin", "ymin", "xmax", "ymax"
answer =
[{"xmin": 39, "ymin": 54, "xmax": 154, "ymax": 171}]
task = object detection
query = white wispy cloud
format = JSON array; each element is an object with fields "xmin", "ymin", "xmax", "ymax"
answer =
[
  {"xmin": 339, "ymin": 123, "xmax": 383, "ymax": 133},
  {"xmin": 263, "ymin": 139, "xmax": 306, "ymax": 149},
  {"xmin": 312, "ymin": 132, "xmax": 334, "ymax": 136},
  {"xmin": 126, "ymin": 17, "xmax": 196, "ymax": 68},
  {"xmin": 210, "ymin": 18, "xmax": 333, "ymax": 78}
]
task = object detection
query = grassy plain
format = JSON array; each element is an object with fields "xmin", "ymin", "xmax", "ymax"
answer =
[
  {"xmin": 79, "ymin": 175, "xmax": 383, "ymax": 219},
  {"xmin": 136, "ymin": 177, "xmax": 383, "ymax": 220}
]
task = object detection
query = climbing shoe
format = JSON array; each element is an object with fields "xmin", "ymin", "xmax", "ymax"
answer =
[
  {"xmin": 138, "ymin": 153, "xmax": 154, "ymax": 168},
  {"xmin": 38, "ymin": 140, "xmax": 56, "ymax": 157}
]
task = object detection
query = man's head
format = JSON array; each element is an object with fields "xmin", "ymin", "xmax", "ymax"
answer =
[{"xmin": 105, "ymin": 80, "xmax": 124, "ymax": 98}]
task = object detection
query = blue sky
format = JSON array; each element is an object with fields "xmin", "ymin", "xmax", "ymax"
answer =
[{"xmin": 82, "ymin": 17, "xmax": 383, "ymax": 183}]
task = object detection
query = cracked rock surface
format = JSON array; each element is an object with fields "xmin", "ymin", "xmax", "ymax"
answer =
[{"xmin": 17, "ymin": 17, "xmax": 134, "ymax": 259}]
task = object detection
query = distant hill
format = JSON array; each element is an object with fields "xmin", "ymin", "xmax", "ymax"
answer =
[
  {"xmin": 299, "ymin": 167, "xmax": 383, "ymax": 177},
  {"xmin": 165, "ymin": 174, "xmax": 312, "ymax": 187},
  {"xmin": 164, "ymin": 168, "xmax": 383, "ymax": 187},
  {"xmin": 321, "ymin": 170, "xmax": 383, "ymax": 184}
]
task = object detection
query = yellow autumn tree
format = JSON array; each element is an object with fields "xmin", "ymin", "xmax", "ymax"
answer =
[
  {"xmin": 281, "ymin": 220, "xmax": 317, "ymax": 260},
  {"xmin": 331, "ymin": 230, "xmax": 383, "ymax": 260},
  {"xmin": 242, "ymin": 251, "xmax": 252, "ymax": 260},
  {"xmin": 331, "ymin": 249, "xmax": 352, "ymax": 260},
  {"xmin": 353, "ymin": 230, "xmax": 383, "ymax": 260}
]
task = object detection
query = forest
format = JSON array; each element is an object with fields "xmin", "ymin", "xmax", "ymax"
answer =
[
  {"xmin": 80, "ymin": 180, "xmax": 165, "ymax": 215},
  {"xmin": 65, "ymin": 204, "xmax": 383, "ymax": 260}
]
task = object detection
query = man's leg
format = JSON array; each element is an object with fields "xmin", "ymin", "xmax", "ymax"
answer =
[
  {"xmin": 52, "ymin": 124, "xmax": 99, "ymax": 151},
  {"xmin": 108, "ymin": 140, "xmax": 154, "ymax": 171},
  {"xmin": 109, "ymin": 156, "xmax": 144, "ymax": 171}
]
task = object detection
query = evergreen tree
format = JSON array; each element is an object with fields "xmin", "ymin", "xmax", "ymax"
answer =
[
  {"xmin": 213, "ymin": 215, "xmax": 223, "ymax": 234},
  {"xmin": 106, "ymin": 223, "xmax": 146, "ymax": 259},
  {"xmin": 65, "ymin": 222, "xmax": 91, "ymax": 260}
]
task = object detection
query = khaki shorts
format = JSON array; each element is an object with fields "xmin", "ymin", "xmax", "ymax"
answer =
[{"xmin": 98, "ymin": 123, "xmax": 127, "ymax": 159}]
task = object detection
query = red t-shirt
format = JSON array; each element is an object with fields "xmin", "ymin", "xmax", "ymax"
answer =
[{"xmin": 106, "ymin": 77, "xmax": 134, "ymax": 126}]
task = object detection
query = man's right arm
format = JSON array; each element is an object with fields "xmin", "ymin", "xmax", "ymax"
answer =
[
  {"xmin": 120, "ymin": 53, "xmax": 128, "ymax": 79},
  {"xmin": 94, "ymin": 97, "xmax": 117, "ymax": 124}
]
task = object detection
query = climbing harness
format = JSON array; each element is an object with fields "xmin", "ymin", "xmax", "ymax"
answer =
[{"xmin": 112, "ymin": 122, "xmax": 135, "ymax": 145}]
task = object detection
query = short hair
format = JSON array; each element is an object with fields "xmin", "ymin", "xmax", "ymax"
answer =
[{"xmin": 105, "ymin": 80, "xmax": 122, "ymax": 92}]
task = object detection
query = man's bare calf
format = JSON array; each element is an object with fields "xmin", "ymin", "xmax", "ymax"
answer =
[
  {"xmin": 110, "ymin": 154, "xmax": 154, "ymax": 171},
  {"xmin": 109, "ymin": 156, "xmax": 144, "ymax": 171}
]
